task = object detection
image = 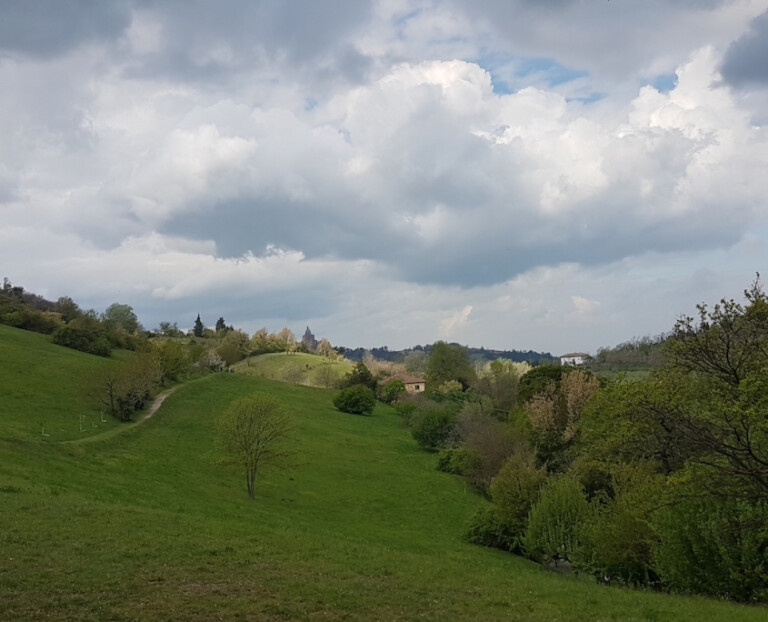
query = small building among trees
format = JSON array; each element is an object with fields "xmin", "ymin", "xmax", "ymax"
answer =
[
  {"xmin": 381, "ymin": 372, "xmax": 426, "ymax": 394},
  {"xmin": 559, "ymin": 352, "xmax": 590, "ymax": 366}
]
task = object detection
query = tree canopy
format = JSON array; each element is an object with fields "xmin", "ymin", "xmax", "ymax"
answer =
[
  {"xmin": 102, "ymin": 303, "xmax": 140, "ymax": 334},
  {"xmin": 216, "ymin": 394, "xmax": 292, "ymax": 500},
  {"xmin": 425, "ymin": 341, "xmax": 476, "ymax": 391}
]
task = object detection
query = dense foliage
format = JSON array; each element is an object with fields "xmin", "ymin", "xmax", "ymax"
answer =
[
  {"xmin": 333, "ymin": 384, "xmax": 377, "ymax": 415},
  {"xmin": 390, "ymin": 279, "xmax": 768, "ymax": 603}
]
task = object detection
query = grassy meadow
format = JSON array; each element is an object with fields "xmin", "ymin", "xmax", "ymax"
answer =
[
  {"xmin": 0, "ymin": 324, "xmax": 124, "ymax": 442},
  {"xmin": 2, "ymin": 326, "xmax": 768, "ymax": 620}
]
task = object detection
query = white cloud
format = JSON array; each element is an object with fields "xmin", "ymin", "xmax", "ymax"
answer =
[
  {"xmin": 2, "ymin": 1, "xmax": 768, "ymax": 354},
  {"xmin": 439, "ymin": 305, "xmax": 473, "ymax": 339}
]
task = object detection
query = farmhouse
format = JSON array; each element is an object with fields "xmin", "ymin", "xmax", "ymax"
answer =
[
  {"xmin": 381, "ymin": 372, "xmax": 426, "ymax": 394},
  {"xmin": 560, "ymin": 352, "xmax": 590, "ymax": 366}
]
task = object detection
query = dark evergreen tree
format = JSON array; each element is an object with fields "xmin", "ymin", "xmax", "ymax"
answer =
[
  {"xmin": 193, "ymin": 313, "xmax": 204, "ymax": 338},
  {"xmin": 215, "ymin": 316, "xmax": 227, "ymax": 333}
]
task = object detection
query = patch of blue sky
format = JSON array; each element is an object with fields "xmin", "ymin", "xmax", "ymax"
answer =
[
  {"xmin": 304, "ymin": 97, "xmax": 318, "ymax": 111},
  {"xmin": 651, "ymin": 73, "xmax": 678, "ymax": 93},
  {"xmin": 472, "ymin": 52, "xmax": 516, "ymax": 94},
  {"xmin": 566, "ymin": 92, "xmax": 606, "ymax": 105},
  {"xmin": 394, "ymin": 8, "xmax": 421, "ymax": 27},
  {"xmin": 474, "ymin": 52, "xmax": 590, "ymax": 94},
  {"xmin": 517, "ymin": 57, "xmax": 589, "ymax": 86}
]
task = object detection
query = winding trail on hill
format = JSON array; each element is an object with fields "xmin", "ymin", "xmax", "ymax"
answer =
[
  {"xmin": 62, "ymin": 385, "xmax": 181, "ymax": 445},
  {"xmin": 142, "ymin": 386, "xmax": 178, "ymax": 421}
]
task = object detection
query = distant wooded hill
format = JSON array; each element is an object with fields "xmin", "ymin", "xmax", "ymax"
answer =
[{"xmin": 338, "ymin": 343, "xmax": 556, "ymax": 365}]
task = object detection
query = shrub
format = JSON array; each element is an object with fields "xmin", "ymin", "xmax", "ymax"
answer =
[
  {"xmin": 379, "ymin": 379, "xmax": 406, "ymax": 404},
  {"xmin": 341, "ymin": 362, "xmax": 378, "ymax": 392},
  {"xmin": 393, "ymin": 400, "xmax": 418, "ymax": 423},
  {"xmin": 334, "ymin": 384, "xmax": 376, "ymax": 415},
  {"xmin": 524, "ymin": 475, "xmax": 589, "ymax": 565},
  {"xmin": 2, "ymin": 307, "xmax": 62, "ymax": 334},
  {"xmin": 52, "ymin": 323, "xmax": 111, "ymax": 357},
  {"xmin": 437, "ymin": 448, "xmax": 481, "ymax": 476},
  {"xmin": 487, "ymin": 449, "xmax": 547, "ymax": 553},
  {"xmin": 408, "ymin": 402, "xmax": 458, "ymax": 450},
  {"xmin": 653, "ymin": 496, "xmax": 768, "ymax": 601},
  {"xmin": 465, "ymin": 506, "xmax": 519, "ymax": 551},
  {"xmin": 576, "ymin": 501, "xmax": 658, "ymax": 587},
  {"xmin": 454, "ymin": 408, "xmax": 520, "ymax": 492}
]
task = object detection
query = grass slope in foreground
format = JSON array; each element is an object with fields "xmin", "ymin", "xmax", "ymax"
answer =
[{"xmin": 0, "ymin": 329, "xmax": 766, "ymax": 620}]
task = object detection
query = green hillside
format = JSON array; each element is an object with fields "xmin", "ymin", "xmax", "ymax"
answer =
[
  {"xmin": 0, "ymin": 324, "xmax": 122, "ymax": 441},
  {"xmin": 1, "ymin": 325, "xmax": 766, "ymax": 620}
]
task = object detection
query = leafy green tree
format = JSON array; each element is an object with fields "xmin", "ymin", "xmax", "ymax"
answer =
[
  {"xmin": 425, "ymin": 341, "xmax": 476, "ymax": 391},
  {"xmin": 585, "ymin": 277, "xmax": 768, "ymax": 499},
  {"xmin": 55, "ymin": 296, "xmax": 82, "ymax": 322},
  {"xmin": 653, "ymin": 495, "xmax": 768, "ymax": 601},
  {"xmin": 379, "ymin": 379, "xmax": 406, "ymax": 404},
  {"xmin": 475, "ymin": 358, "xmax": 527, "ymax": 414},
  {"xmin": 216, "ymin": 394, "xmax": 292, "ymax": 500},
  {"xmin": 666, "ymin": 274, "xmax": 768, "ymax": 386},
  {"xmin": 156, "ymin": 321, "xmax": 182, "ymax": 337},
  {"xmin": 405, "ymin": 350, "xmax": 428, "ymax": 374},
  {"xmin": 90, "ymin": 352, "xmax": 162, "ymax": 421},
  {"xmin": 103, "ymin": 303, "xmax": 140, "ymax": 334},
  {"xmin": 155, "ymin": 340, "xmax": 190, "ymax": 383},
  {"xmin": 196, "ymin": 349, "xmax": 224, "ymax": 371},
  {"xmin": 453, "ymin": 408, "xmax": 520, "ymax": 491},
  {"xmin": 217, "ymin": 329, "xmax": 250, "ymax": 366},
  {"xmin": 525, "ymin": 368, "xmax": 599, "ymax": 472},
  {"xmin": 517, "ymin": 364, "xmax": 565, "ymax": 404},
  {"xmin": 574, "ymin": 463, "xmax": 663, "ymax": 586},
  {"xmin": 479, "ymin": 448, "xmax": 547, "ymax": 552},
  {"xmin": 407, "ymin": 401, "xmax": 458, "ymax": 450},
  {"xmin": 316, "ymin": 338, "xmax": 334, "ymax": 359},
  {"xmin": 334, "ymin": 384, "xmax": 376, "ymax": 415},
  {"xmin": 276, "ymin": 327, "xmax": 296, "ymax": 352},
  {"xmin": 581, "ymin": 375, "xmax": 697, "ymax": 476},
  {"xmin": 524, "ymin": 475, "xmax": 589, "ymax": 565},
  {"xmin": 342, "ymin": 361, "xmax": 377, "ymax": 392}
]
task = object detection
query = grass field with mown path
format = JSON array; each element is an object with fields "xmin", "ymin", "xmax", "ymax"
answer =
[{"xmin": 1, "ymin": 325, "xmax": 766, "ymax": 620}]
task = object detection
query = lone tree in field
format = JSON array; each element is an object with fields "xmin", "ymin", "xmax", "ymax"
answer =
[{"xmin": 216, "ymin": 393, "xmax": 291, "ymax": 500}]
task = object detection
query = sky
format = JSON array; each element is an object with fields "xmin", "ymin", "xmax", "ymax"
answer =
[{"xmin": 2, "ymin": 0, "xmax": 768, "ymax": 355}]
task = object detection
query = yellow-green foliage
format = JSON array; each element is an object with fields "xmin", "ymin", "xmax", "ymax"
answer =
[{"xmin": 238, "ymin": 352, "xmax": 353, "ymax": 387}]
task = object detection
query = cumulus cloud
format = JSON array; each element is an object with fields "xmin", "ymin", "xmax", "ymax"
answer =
[{"xmin": 2, "ymin": 0, "xmax": 768, "ymax": 354}]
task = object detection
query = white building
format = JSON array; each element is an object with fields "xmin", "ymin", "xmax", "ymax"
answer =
[{"xmin": 560, "ymin": 352, "xmax": 590, "ymax": 366}]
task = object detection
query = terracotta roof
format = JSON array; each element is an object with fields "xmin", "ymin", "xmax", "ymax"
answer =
[{"xmin": 379, "ymin": 372, "xmax": 425, "ymax": 385}]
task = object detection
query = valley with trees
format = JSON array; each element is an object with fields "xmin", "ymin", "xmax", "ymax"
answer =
[{"xmin": 2, "ymin": 276, "xmax": 768, "ymax": 619}]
